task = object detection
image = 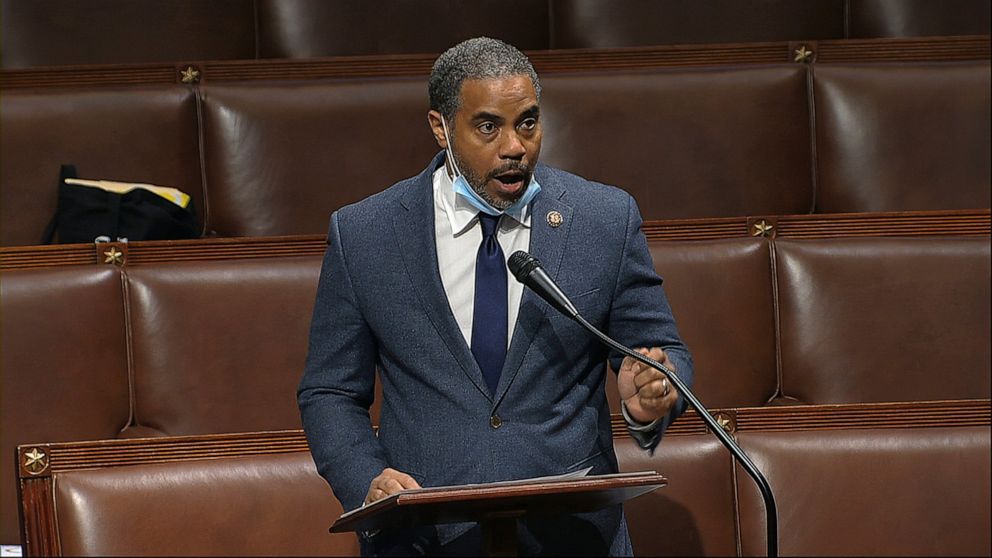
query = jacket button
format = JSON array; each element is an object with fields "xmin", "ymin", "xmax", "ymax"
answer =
[{"xmin": 490, "ymin": 415, "xmax": 502, "ymax": 429}]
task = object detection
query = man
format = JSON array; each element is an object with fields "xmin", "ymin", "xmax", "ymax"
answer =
[{"xmin": 299, "ymin": 37, "xmax": 692, "ymax": 556}]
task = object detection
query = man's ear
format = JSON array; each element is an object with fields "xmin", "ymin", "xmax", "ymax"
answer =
[{"xmin": 427, "ymin": 110, "xmax": 447, "ymax": 149}]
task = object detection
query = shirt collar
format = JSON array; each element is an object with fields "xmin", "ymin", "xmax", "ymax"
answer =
[{"xmin": 433, "ymin": 167, "xmax": 531, "ymax": 237}]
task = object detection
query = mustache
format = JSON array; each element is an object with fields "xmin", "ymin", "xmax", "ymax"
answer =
[{"xmin": 488, "ymin": 162, "xmax": 532, "ymax": 179}]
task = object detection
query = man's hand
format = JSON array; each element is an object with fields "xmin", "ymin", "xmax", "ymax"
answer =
[
  {"xmin": 617, "ymin": 347, "xmax": 678, "ymax": 424},
  {"xmin": 364, "ymin": 468, "xmax": 421, "ymax": 506}
]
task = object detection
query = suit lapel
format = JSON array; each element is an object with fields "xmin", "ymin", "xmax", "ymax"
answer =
[
  {"xmin": 392, "ymin": 153, "xmax": 492, "ymax": 399},
  {"xmin": 495, "ymin": 168, "xmax": 573, "ymax": 404}
]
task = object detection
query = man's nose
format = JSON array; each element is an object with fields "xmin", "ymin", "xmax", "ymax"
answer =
[{"xmin": 499, "ymin": 130, "xmax": 526, "ymax": 159}]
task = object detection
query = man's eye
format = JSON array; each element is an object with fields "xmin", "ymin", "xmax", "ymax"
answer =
[
  {"xmin": 478, "ymin": 123, "xmax": 497, "ymax": 134},
  {"xmin": 519, "ymin": 118, "xmax": 537, "ymax": 131}
]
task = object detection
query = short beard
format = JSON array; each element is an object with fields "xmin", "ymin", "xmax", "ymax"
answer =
[{"xmin": 452, "ymin": 149, "xmax": 530, "ymax": 211}]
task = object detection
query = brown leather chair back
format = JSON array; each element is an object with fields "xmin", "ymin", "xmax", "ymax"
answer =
[
  {"xmin": 126, "ymin": 257, "xmax": 322, "ymax": 435},
  {"xmin": 813, "ymin": 62, "xmax": 991, "ymax": 213},
  {"xmin": 648, "ymin": 238, "xmax": 778, "ymax": 408},
  {"xmin": 53, "ymin": 451, "xmax": 359, "ymax": 556},
  {"xmin": 0, "ymin": 266, "xmax": 131, "ymax": 543},
  {"xmin": 199, "ymin": 80, "xmax": 437, "ymax": 237},
  {"xmin": 736, "ymin": 426, "xmax": 992, "ymax": 556},
  {"xmin": 0, "ymin": 0, "xmax": 256, "ymax": 68},
  {"xmin": 775, "ymin": 237, "xmax": 992, "ymax": 404},
  {"xmin": 848, "ymin": 0, "xmax": 991, "ymax": 38},
  {"xmin": 550, "ymin": 0, "xmax": 845, "ymax": 48},
  {"xmin": 0, "ymin": 86, "xmax": 205, "ymax": 246},
  {"xmin": 256, "ymin": 0, "xmax": 549, "ymax": 58},
  {"xmin": 615, "ymin": 435, "xmax": 738, "ymax": 556},
  {"xmin": 539, "ymin": 66, "xmax": 814, "ymax": 220}
]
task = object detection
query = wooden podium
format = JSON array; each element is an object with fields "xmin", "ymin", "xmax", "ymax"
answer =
[{"xmin": 330, "ymin": 471, "xmax": 667, "ymax": 556}]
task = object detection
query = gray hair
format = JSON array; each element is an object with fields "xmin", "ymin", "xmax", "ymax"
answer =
[{"xmin": 429, "ymin": 37, "xmax": 541, "ymax": 124}]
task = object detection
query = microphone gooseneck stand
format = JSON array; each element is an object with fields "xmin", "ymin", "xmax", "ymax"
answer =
[
  {"xmin": 508, "ymin": 251, "xmax": 778, "ymax": 557},
  {"xmin": 573, "ymin": 312, "xmax": 778, "ymax": 558}
]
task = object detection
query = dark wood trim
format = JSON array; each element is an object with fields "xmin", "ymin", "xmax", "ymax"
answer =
[
  {"xmin": 2, "ymin": 35, "xmax": 987, "ymax": 90},
  {"xmin": 0, "ymin": 244, "xmax": 99, "ymax": 269},
  {"xmin": 2, "ymin": 209, "xmax": 986, "ymax": 270},
  {"xmin": 17, "ymin": 476, "xmax": 59, "ymax": 557},
  {"xmin": 15, "ymin": 400, "xmax": 988, "ymax": 477},
  {"xmin": 609, "ymin": 398, "xmax": 990, "ymax": 438},
  {"xmin": 769, "ymin": 209, "xmax": 992, "ymax": 239},
  {"xmin": 814, "ymin": 35, "xmax": 991, "ymax": 63}
]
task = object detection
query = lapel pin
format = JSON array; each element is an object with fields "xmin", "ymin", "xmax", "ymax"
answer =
[{"xmin": 546, "ymin": 211, "xmax": 563, "ymax": 228}]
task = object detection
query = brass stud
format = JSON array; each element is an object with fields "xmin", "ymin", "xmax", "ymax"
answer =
[
  {"xmin": 23, "ymin": 448, "xmax": 48, "ymax": 475},
  {"xmin": 104, "ymin": 247, "xmax": 124, "ymax": 265},
  {"xmin": 180, "ymin": 66, "xmax": 201, "ymax": 84},
  {"xmin": 546, "ymin": 211, "xmax": 563, "ymax": 228},
  {"xmin": 712, "ymin": 412, "xmax": 735, "ymax": 433},
  {"xmin": 752, "ymin": 220, "xmax": 774, "ymax": 237},
  {"xmin": 793, "ymin": 45, "xmax": 814, "ymax": 63}
]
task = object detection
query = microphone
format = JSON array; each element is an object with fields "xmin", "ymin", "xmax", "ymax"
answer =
[
  {"xmin": 507, "ymin": 251, "xmax": 579, "ymax": 319},
  {"xmin": 507, "ymin": 250, "xmax": 779, "ymax": 557}
]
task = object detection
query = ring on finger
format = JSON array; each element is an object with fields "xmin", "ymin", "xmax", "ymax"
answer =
[{"xmin": 662, "ymin": 379, "xmax": 671, "ymax": 396}]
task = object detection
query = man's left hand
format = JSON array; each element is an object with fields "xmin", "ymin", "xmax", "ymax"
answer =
[{"xmin": 617, "ymin": 347, "xmax": 678, "ymax": 424}]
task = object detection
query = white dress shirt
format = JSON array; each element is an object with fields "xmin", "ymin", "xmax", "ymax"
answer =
[
  {"xmin": 432, "ymin": 166, "xmax": 660, "ymax": 432},
  {"xmin": 432, "ymin": 167, "xmax": 531, "ymax": 349}
]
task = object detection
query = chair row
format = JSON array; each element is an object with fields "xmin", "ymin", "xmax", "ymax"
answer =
[
  {"xmin": 2, "ymin": 59, "xmax": 989, "ymax": 246},
  {"xmin": 3, "ymin": 0, "xmax": 989, "ymax": 68},
  {"xmin": 2, "ymin": 233, "xmax": 988, "ymax": 544},
  {"xmin": 15, "ymin": 401, "xmax": 991, "ymax": 556}
]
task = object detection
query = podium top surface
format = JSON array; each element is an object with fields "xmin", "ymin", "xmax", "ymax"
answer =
[{"xmin": 330, "ymin": 471, "xmax": 667, "ymax": 534}]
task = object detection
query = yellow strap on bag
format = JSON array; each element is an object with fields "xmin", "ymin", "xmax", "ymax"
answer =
[{"xmin": 64, "ymin": 178, "xmax": 191, "ymax": 208}]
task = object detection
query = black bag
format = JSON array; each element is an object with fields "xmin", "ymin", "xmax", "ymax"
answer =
[{"xmin": 42, "ymin": 165, "xmax": 199, "ymax": 244}]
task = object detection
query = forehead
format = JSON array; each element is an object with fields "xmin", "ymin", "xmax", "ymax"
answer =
[{"xmin": 457, "ymin": 76, "xmax": 538, "ymax": 118}]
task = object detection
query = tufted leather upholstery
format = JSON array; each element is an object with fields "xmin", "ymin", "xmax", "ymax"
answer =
[
  {"xmin": 4, "ymin": 235, "xmax": 989, "ymax": 544},
  {"xmin": 775, "ymin": 237, "xmax": 991, "ymax": 404},
  {"xmin": 256, "ymin": 0, "xmax": 550, "ymax": 58},
  {"xmin": 0, "ymin": 86, "xmax": 204, "ymax": 246},
  {"xmin": 3, "ymin": 62, "xmax": 989, "ymax": 245},
  {"xmin": 647, "ymin": 239, "xmax": 778, "ymax": 408},
  {"xmin": 198, "ymin": 80, "xmax": 437, "ymax": 237},
  {"xmin": 54, "ymin": 451, "xmax": 359, "ymax": 556},
  {"xmin": 0, "ymin": 266, "xmax": 131, "ymax": 543},
  {"xmin": 126, "ymin": 257, "xmax": 322, "ymax": 436},
  {"xmin": 813, "ymin": 63, "xmax": 991, "ymax": 213},
  {"xmin": 539, "ymin": 66, "xmax": 814, "ymax": 219},
  {"xmin": 0, "ymin": 0, "xmax": 256, "ymax": 68},
  {"xmin": 735, "ymin": 426, "xmax": 992, "ymax": 556},
  {"xmin": 20, "ymin": 420, "xmax": 990, "ymax": 556},
  {"xmin": 848, "ymin": 0, "xmax": 991, "ymax": 38},
  {"xmin": 550, "ymin": 0, "xmax": 846, "ymax": 49}
]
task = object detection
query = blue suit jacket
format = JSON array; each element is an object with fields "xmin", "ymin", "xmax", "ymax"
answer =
[{"xmin": 299, "ymin": 152, "xmax": 692, "ymax": 554}]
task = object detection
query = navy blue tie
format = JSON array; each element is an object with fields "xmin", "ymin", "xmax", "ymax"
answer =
[{"xmin": 471, "ymin": 213, "xmax": 508, "ymax": 396}]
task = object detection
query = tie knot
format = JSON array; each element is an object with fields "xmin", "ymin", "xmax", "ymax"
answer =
[{"xmin": 478, "ymin": 213, "xmax": 500, "ymax": 238}]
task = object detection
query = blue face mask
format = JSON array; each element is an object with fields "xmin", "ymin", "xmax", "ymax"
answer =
[{"xmin": 442, "ymin": 118, "xmax": 541, "ymax": 218}]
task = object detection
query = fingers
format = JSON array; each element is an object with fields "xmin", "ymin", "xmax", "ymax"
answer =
[
  {"xmin": 365, "ymin": 468, "xmax": 422, "ymax": 505},
  {"xmin": 620, "ymin": 347, "xmax": 681, "ymax": 423},
  {"xmin": 630, "ymin": 348, "xmax": 674, "ymax": 388},
  {"xmin": 634, "ymin": 371, "xmax": 671, "ymax": 399},
  {"xmin": 618, "ymin": 346, "xmax": 677, "ymax": 401},
  {"xmin": 630, "ymin": 347, "xmax": 674, "ymax": 375}
]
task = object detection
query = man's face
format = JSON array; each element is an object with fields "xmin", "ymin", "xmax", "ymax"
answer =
[{"xmin": 429, "ymin": 75, "xmax": 542, "ymax": 209}]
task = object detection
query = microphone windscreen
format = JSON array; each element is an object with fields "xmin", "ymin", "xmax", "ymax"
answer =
[{"xmin": 508, "ymin": 250, "xmax": 540, "ymax": 282}]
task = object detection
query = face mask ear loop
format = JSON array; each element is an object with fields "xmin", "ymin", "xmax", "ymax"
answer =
[{"xmin": 441, "ymin": 117, "xmax": 464, "ymax": 179}]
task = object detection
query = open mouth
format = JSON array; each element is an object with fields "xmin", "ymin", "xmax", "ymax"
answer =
[{"xmin": 492, "ymin": 171, "xmax": 527, "ymax": 194}]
